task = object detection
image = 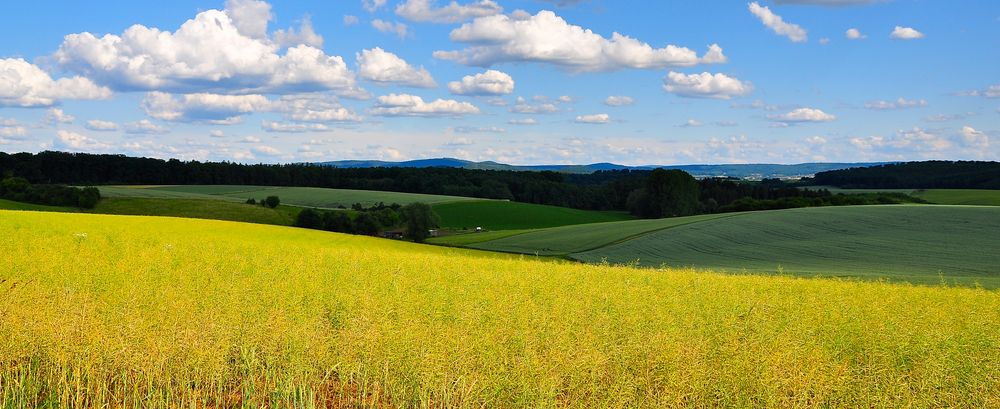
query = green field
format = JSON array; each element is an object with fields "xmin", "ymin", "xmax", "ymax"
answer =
[
  {"xmin": 572, "ymin": 206, "xmax": 1000, "ymax": 287},
  {"xmin": 805, "ymin": 186, "xmax": 1000, "ymax": 206},
  {"xmin": 147, "ymin": 185, "xmax": 481, "ymax": 207},
  {"xmin": 432, "ymin": 200, "xmax": 634, "ymax": 230},
  {"xmin": 3, "ymin": 210, "xmax": 999, "ymax": 407},
  {"xmin": 468, "ymin": 213, "xmax": 737, "ymax": 255},
  {"xmin": 0, "ymin": 198, "xmax": 76, "ymax": 212},
  {"xmin": 88, "ymin": 198, "xmax": 302, "ymax": 226}
]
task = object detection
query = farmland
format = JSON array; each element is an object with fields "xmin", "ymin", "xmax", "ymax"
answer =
[
  {"xmin": 100, "ymin": 185, "xmax": 479, "ymax": 207},
  {"xmin": 465, "ymin": 205, "xmax": 1000, "ymax": 288},
  {"xmin": 432, "ymin": 200, "xmax": 633, "ymax": 230},
  {"xmin": 2, "ymin": 210, "xmax": 999, "ymax": 407}
]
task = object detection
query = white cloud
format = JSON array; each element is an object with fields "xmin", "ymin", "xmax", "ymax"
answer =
[
  {"xmin": 210, "ymin": 130, "xmax": 226, "ymax": 138},
  {"xmin": 357, "ymin": 48, "xmax": 436, "ymax": 88},
  {"xmin": 604, "ymin": 96, "xmax": 635, "ymax": 106},
  {"xmin": 0, "ymin": 125, "xmax": 27, "ymax": 138},
  {"xmin": 344, "ymin": 15, "xmax": 360, "ymax": 26},
  {"xmin": 0, "ymin": 58, "xmax": 111, "ymax": 107},
  {"xmin": 274, "ymin": 15, "xmax": 324, "ymax": 48},
  {"xmin": 769, "ymin": 108, "xmax": 836, "ymax": 122},
  {"xmin": 508, "ymin": 118, "xmax": 538, "ymax": 125},
  {"xmin": 680, "ymin": 119, "xmax": 703, "ymax": 127},
  {"xmin": 225, "ymin": 0, "xmax": 272, "ymax": 39},
  {"xmin": 454, "ymin": 126, "xmax": 505, "ymax": 133},
  {"xmin": 575, "ymin": 113, "xmax": 609, "ymax": 124},
  {"xmin": 125, "ymin": 119, "xmax": 170, "ymax": 134},
  {"xmin": 142, "ymin": 92, "xmax": 271, "ymax": 124},
  {"xmin": 850, "ymin": 127, "xmax": 951, "ymax": 154},
  {"xmin": 396, "ymin": 0, "xmax": 503, "ymax": 23},
  {"xmin": 748, "ymin": 2, "xmax": 808, "ymax": 43},
  {"xmin": 46, "ymin": 108, "xmax": 76, "ymax": 124},
  {"xmin": 262, "ymin": 121, "xmax": 330, "ymax": 133},
  {"xmin": 372, "ymin": 19, "xmax": 409, "ymax": 38},
  {"xmin": 239, "ymin": 136, "xmax": 262, "ymax": 143},
  {"xmin": 805, "ymin": 136, "xmax": 827, "ymax": 145},
  {"xmin": 845, "ymin": 28, "xmax": 866, "ymax": 40},
  {"xmin": 54, "ymin": 130, "xmax": 110, "ymax": 151},
  {"xmin": 864, "ymin": 97, "xmax": 928, "ymax": 110},
  {"xmin": 662, "ymin": 72, "xmax": 753, "ymax": 100},
  {"xmin": 890, "ymin": 26, "xmax": 924, "ymax": 40},
  {"xmin": 818, "ymin": 38, "xmax": 831, "ymax": 45},
  {"xmin": 253, "ymin": 145, "xmax": 282, "ymax": 155},
  {"xmin": 511, "ymin": 97, "xmax": 559, "ymax": 114},
  {"xmin": 274, "ymin": 94, "xmax": 364, "ymax": 123},
  {"xmin": 53, "ymin": 7, "xmax": 363, "ymax": 96},
  {"xmin": 435, "ymin": 11, "xmax": 726, "ymax": 72},
  {"xmin": 363, "ymin": 0, "xmax": 388, "ymax": 12},
  {"xmin": 448, "ymin": 70, "xmax": 514, "ymax": 95},
  {"xmin": 715, "ymin": 120, "xmax": 739, "ymax": 127},
  {"xmin": 445, "ymin": 137, "xmax": 475, "ymax": 145},
  {"xmin": 960, "ymin": 126, "xmax": 989, "ymax": 149},
  {"xmin": 371, "ymin": 93, "xmax": 480, "ymax": 117},
  {"xmin": 86, "ymin": 120, "xmax": 119, "ymax": 131}
]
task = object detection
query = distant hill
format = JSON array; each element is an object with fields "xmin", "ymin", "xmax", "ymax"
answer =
[{"xmin": 315, "ymin": 158, "xmax": 888, "ymax": 179}]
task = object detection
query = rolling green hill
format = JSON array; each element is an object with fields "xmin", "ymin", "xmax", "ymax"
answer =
[
  {"xmin": 571, "ymin": 206, "xmax": 1000, "ymax": 287},
  {"xmin": 433, "ymin": 200, "xmax": 633, "ymax": 230},
  {"xmin": 914, "ymin": 189, "xmax": 1000, "ymax": 206},
  {"xmin": 89, "ymin": 198, "xmax": 302, "ymax": 226}
]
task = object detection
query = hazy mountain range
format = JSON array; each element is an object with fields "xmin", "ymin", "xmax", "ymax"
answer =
[{"xmin": 316, "ymin": 158, "xmax": 888, "ymax": 179}]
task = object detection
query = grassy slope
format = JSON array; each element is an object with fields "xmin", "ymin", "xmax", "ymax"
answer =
[
  {"xmin": 572, "ymin": 205, "xmax": 1000, "ymax": 288},
  {"xmin": 915, "ymin": 189, "xmax": 1000, "ymax": 206},
  {"xmin": 149, "ymin": 185, "xmax": 481, "ymax": 207},
  {"xmin": 468, "ymin": 213, "xmax": 736, "ymax": 256},
  {"xmin": 0, "ymin": 198, "xmax": 76, "ymax": 212},
  {"xmin": 89, "ymin": 198, "xmax": 301, "ymax": 226},
  {"xmin": 432, "ymin": 200, "xmax": 634, "ymax": 230},
  {"xmin": 427, "ymin": 229, "xmax": 533, "ymax": 246},
  {"xmin": 2, "ymin": 210, "xmax": 999, "ymax": 407}
]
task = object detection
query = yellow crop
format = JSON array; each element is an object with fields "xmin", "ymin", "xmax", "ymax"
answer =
[{"xmin": 1, "ymin": 210, "xmax": 998, "ymax": 407}]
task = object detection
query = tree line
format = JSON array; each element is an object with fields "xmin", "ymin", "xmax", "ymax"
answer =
[
  {"xmin": 1, "ymin": 175, "xmax": 100, "ymax": 208},
  {"xmin": 294, "ymin": 202, "xmax": 440, "ymax": 243},
  {"xmin": 811, "ymin": 161, "xmax": 1000, "ymax": 189},
  {"xmin": 0, "ymin": 151, "xmax": 923, "ymax": 218}
]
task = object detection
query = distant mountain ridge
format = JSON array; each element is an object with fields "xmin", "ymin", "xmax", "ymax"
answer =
[{"xmin": 315, "ymin": 158, "xmax": 889, "ymax": 179}]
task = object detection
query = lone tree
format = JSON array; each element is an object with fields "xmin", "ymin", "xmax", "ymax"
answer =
[
  {"xmin": 400, "ymin": 202, "xmax": 440, "ymax": 243},
  {"xmin": 264, "ymin": 195, "xmax": 280, "ymax": 208}
]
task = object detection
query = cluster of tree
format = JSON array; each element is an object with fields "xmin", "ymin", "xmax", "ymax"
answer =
[
  {"xmin": 717, "ymin": 192, "xmax": 923, "ymax": 212},
  {"xmin": 295, "ymin": 202, "xmax": 440, "ymax": 243},
  {"xmin": 245, "ymin": 195, "xmax": 280, "ymax": 208},
  {"xmin": 812, "ymin": 161, "xmax": 1000, "ymax": 189},
  {"xmin": 0, "ymin": 176, "xmax": 100, "ymax": 208}
]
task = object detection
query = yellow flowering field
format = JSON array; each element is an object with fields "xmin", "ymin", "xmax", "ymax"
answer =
[{"xmin": 1, "ymin": 210, "xmax": 998, "ymax": 407}]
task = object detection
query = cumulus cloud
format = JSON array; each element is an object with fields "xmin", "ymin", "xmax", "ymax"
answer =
[
  {"xmin": 508, "ymin": 118, "xmax": 538, "ymax": 125},
  {"xmin": 0, "ymin": 58, "xmax": 111, "ymax": 107},
  {"xmin": 262, "ymin": 121, "xmax": 330, "ymax": 133},
  {"xmin": 371, "ymin": 93, "xmax": 480, "ymax": 117},
  {"xmin": 748, "ymin": 2, "xmax": 808, "ymax": 43},
  {"xmin": 845, "ymin": 28, "xmax": 866, "ymax": 40},
  {"xmin": 511, "ymin": 97, "xmax": 559, "ymax": 114},
  {"xmin": 142, "ymin": 92, "xmax": 271, "ymax": 124},
  {"xmin": 273, "ymin": 94, "xmax": 364, "ymax": 122},
  {"xmin": 453, "ymin": 126, "xmax": 505, "ymax": 133},
  {"xmin": 357, "ymin": 48, "xmax": 436, "ymax": 88},
  {"xmin": 890, "ymin": 26, "xmax": 924, "ymax": 40},
  {"xmin": 125, "ymin": 119, "xmax": 170, "ymax": 134},
  {"xmin": 448, "ymin": 70, "xmax": 514, "ymax": 95},
  {"xmin": 434, "ymin": 10, "xmax": 726, "ymax": 72},
  {"xmin": 253, "ymin": 145, "xmax": 282, "ymax": 156},
  {"xmin": 961, "ymin": 84, "xmax": 1000, "ymax": 98},
  {"xmin": 54, "ymin": 130, "xmax": 110, "ymax": 151},
  {"xmin": 864, "ymin": 97, "xmax": 928, "ymax": 110},
  {"xmin": 575, "ymin": 113, "xmax": 609, "ymax": 124},
  {"xmin": 662, "ymin": 72, "xmax": 753, "ymax": 99},
  {"xmin": 680, "ymin": 119, "xmax": 703, "ymax": 127},
  {"xmin": 46, "ymin": 108, "xmax": 76, "ymax": 124},
  {"xmin": 604, "ymin": 96, "xmax": 635, "ymax": 106},
  {"xmin": 769, "ymin": 108, "xmax": 836, "ymax": 123},
  {"xmin": 960, "ymin": 126, "xmax": 989, "ymax": 149},
  {"xmin": 86, "ymin": 120, "xmax": 119, "ymax": 131},
  {"xmin": 53, "ymin": 6, "xmax": 363, "ymax": 96},
  {"xmin": 225, "ymin": 0, "xmax": 272, "ymax": 39},
  {"xmin": 0, "ymin": 121, "xmax": 27, "ymax": 139},
  {"xmin": 363, "ymin": 0, "xmax": 388, "ymax": 12},
  {"xmin": 396, "ymin": 0, "xmax": 503, "ymax": 23},
  {"xmin": 372, "ymin": 19, "xmax": 409, "ymax": 38},
  {"xmin": 273, "ymin": 15, "xmax": 324, "ymax": 48},
  {"xmin": 343, "ymin": 15, "xmax": 360, "ymax": 26}
]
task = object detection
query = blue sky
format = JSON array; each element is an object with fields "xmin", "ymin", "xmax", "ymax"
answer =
[{"xmin": 0, "ymin": 0, "xmax": 997, "ymax": 165}]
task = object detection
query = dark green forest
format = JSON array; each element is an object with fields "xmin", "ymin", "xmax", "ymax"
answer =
[{"xmin": 812, "ymin": 161, "xmax": 1000, "ymax": 189}]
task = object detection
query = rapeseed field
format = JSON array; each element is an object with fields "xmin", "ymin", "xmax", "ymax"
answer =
[{"xmin": 1, "ymin": 210, "xmax": 998, "ymax": 407}]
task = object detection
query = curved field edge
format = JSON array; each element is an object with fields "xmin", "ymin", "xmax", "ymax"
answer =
[
  {"xmin": 572, "ymin": 205, "xmax": 1000, "ymax": 288},
  {"xmin": 4, "ymin": 211, "xmax": 999, "ymax": 407},
  {"xmin": 468, "ymin": 213, "xmax": 739, "ymax": 256},
  {"xmin": 432, "ymin": 200, "xmax": 634, "ymax": 230}
]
